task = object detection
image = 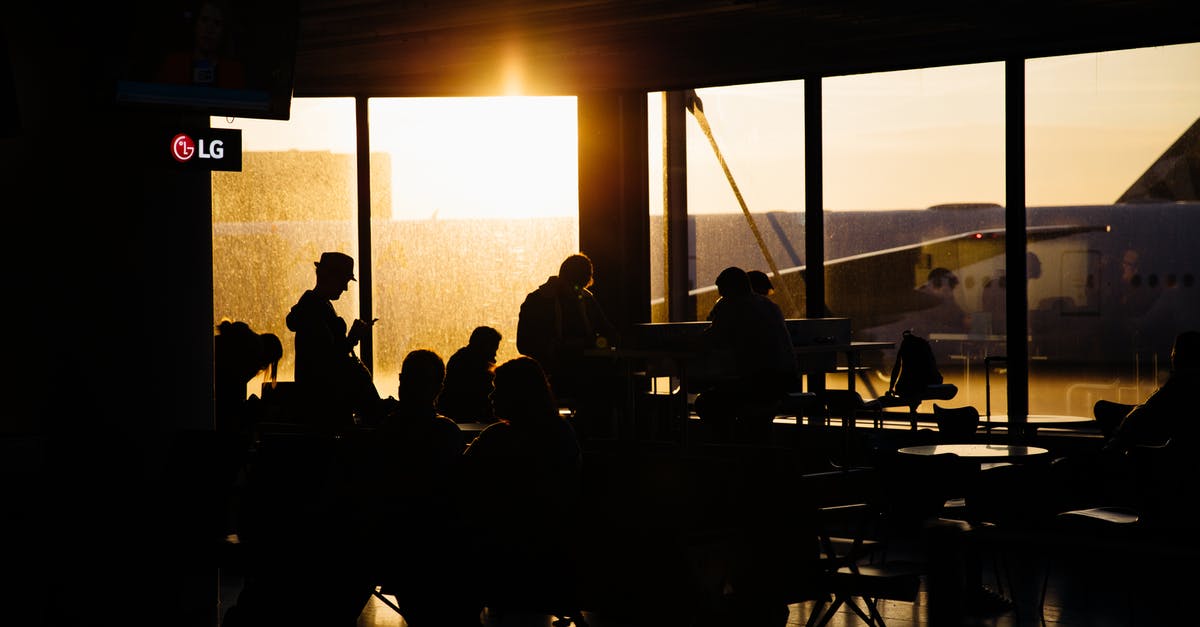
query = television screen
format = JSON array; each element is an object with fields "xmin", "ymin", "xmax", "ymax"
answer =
[{"xmin": 110, "ymin": 0, "xmax": 298, "ymax": 121}]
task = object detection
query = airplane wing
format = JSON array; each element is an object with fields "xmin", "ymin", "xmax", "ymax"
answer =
[
  {"xmin": 654, "ymin": 223, "xmax": 1108, "ymax": 329},
  {"xmin": 815, "ymin": 224, "xmax": 1108, "ymax": 332}
]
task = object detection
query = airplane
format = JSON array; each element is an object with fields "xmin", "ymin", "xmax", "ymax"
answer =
[{"xmin": 654, "ymin": 116, "xmax": 1200, "ymax": 407}]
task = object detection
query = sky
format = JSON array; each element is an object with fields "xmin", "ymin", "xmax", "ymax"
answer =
[{"xmin": 215, "ymin": 42, "xmax": 1199, "ymax": 220}]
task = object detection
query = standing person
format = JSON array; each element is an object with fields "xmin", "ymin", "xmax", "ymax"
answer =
[
  {"xmin": 461, "ymin": 356, "xmax": 584, "ymax": 622},
  {"xmin": 285, "ymin": 251, "xmax": 380, "ymax": 432},
  {"xmin": 517, "ymin": 252, "xmax": 620, "ymax": 435},
  {"xmin": 438, "ymin": 325, "xmax": 502, "ymax": 425},
  {"xmin": 693, "ymin": 266, "xmax": 798, "ymax": 443}
]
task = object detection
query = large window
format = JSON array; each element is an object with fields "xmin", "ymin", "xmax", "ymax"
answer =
[
  {"xmin": 366, "ymin": 97, "xmax": 579, "ymax": 394},
  {"xmin": 648, "ymin": 81, "xmax": 810, "ymax": 321},
  {"xmin": 212, "ymin": 96, "xmax": 579, "ymax": 398},
  {"xmin": 1022, "ymin": 43, "xmax": 1200, "ymax": 416},
  {"xmin": 212, "ymin": 98, "xmax": 359, "ymax": 390},
  {"xmin": 823, "ymin": 62, "xmax": 1006, "ymax": 408},
  {"xmin": 211, "ymin": 44, "xmax": 1197, "ymax": 416}
]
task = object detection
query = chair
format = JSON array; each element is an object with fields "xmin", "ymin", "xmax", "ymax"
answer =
[
  {"xmin": 819, "ymin": 390, "xmax": 876, "ymax": 466},
  {"xmin": 799, "ymin": 468, "xmax": 925, "ymax": 627},
  {"xmin": 1092, "ymin": 399, "xmax": 1133, "ymax": 439},
  {"xmin": 931, "ymin": 404, "xmax": 980, "ymax": 441},
  {"xmin": 1035, "ymin": 438, "xmax": 1200, "ymax": 623},
  {"xmin": 876, "ymin": 384, "xmax": 959, "ymax": 430}
]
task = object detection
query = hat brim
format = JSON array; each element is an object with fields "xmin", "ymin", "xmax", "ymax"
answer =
[{"xmin": 314, "ymin": 261, "xmax": 356, "ymax": 281}]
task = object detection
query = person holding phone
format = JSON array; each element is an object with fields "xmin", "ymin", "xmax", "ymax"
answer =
[{"xmin": 285, "ymin": 251, "xmax": 381, "ymax": 431}]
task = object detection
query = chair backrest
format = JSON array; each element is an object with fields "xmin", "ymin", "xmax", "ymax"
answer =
[
  {"xmin": 1093, "ymin": 399, "xmax": 1134, "ymax": 439},
  {"xmin": 932, "ymin": 404, "xmax": 979, "ymax": 441}
]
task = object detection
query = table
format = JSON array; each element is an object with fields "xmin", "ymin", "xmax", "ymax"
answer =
[
  {"xmin": 794, "ymin": 340, "xmax": 894, "ymax": 394},
  {"xmin": 982, "ymin": 414, "xmax": 1097, "ymax": 436},
  {"xmin": 897, "ymin": 443, "xmax": 1050, "ymax": 463},
  {"xmin": 584, "ymin": 347, "xmax": 705, "ymax": 442}
]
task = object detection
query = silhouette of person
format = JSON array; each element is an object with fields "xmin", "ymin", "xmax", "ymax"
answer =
[
  {"xmin": 968, "ymin": 331, "xmax": 1200, "ymax": 528},
  {"xmin": 693, "ymin": 266, "xmax": 798, "ymax": 443},
  {"xmin": 911, "ymin": 267, "xmax": 971, "ymax": 338},
  {"xmin": 1104, "ymin": 330, "xmax": 1200, "ymax": 455},
  {"xmin": 367, "ymin": 349, "xmax": 479, "ymax": 626},
  {"xmin": 461, "ymin": 356, "xmax": 584, "ymax": 620},
  {"xmin": 285, "ymin": 251, "xmax": 380, "ymax": 431},
  {"xmin": 708, "ymin": 269, "xmax": 776, "ymax": 321},
  {"xmin": 748, "ymin": 270, "xmax": 775, "ymax": 297},
  {"xmin": 438, "ymin": 325, "xmax": 502, "ymax": 425},
  {"xmin": 155, "ymin": 0, "xmax": 247, "ymax": 88},
  {"xmin": 214, "ymin": 319, "xmax": 282, "ymax": 441},
  {"xmin": 516, "ymin": 252, "xmax": 620, "ymax": 436}
]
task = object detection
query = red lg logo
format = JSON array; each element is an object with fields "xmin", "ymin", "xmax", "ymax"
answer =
[
  {"xmin": 170, "ymin": 132, "xmax": 225, "ymax": 162},
  {"xmin": 172, "ymin": 133, "xmax": 196, "ymax": 162}
]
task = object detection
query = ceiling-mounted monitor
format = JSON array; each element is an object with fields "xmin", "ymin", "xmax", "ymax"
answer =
[{"xmin": 108, "ymin": 0, "xmax": 298, "ymax": 121}]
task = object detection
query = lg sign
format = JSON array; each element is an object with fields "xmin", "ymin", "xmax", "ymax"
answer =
[
  {"xmin": 171, "ymin": 133, "xmax": 225, "ymax": 162},
  {"xmin": 162, "ymin": 128, "xmax": 242, "ymax": 171}
]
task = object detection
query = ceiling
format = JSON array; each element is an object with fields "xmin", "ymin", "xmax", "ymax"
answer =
[{"xmin": 292, "ymin": 0, "xmax": 1197, "ymax": 97}]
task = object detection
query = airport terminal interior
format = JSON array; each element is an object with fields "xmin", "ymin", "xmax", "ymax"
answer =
[{"xmin": 3, "ymin": 2, "xmax": 1197, "ymax": 626}]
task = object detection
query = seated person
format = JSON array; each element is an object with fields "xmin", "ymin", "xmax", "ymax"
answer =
[
  {"xmin": 692, "ymin": 266, "xmax": 798, "ymax": 443},
  {"xmin": 968, "ymin": 330, "xmax": 1200, "ymax": 527},
  {"xmin": 370, "ymin": 349, "xmax": 477, "ymax": 626},
  {"xmin": 460, "ymin": 356, "xmax": 584, "ymax": 617},
  {"xmin": 438, "ymin": 325, "xmax": 502, "ymax": 424}
]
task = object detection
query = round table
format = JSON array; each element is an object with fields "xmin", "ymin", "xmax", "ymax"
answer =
[
  {"xmin": 979, "ymin": 413, "xmax": 1094, "ymax": 432},
  {"xmin": 897, "ymin": 443, "xmax": 1050, "ymax": 463}
]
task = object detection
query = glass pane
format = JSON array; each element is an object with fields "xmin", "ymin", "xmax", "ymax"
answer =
[
  {"xmin": 649, "ymin": 81, "xmax": 810, "ymax": 322},
  {"xmin": 1023, "ymin": 43, "xmax": 1200, "ymax": 417},
  {"xmin": 367, "ymin": 96, "xmax": 579, "ymax": 397},
  {"xmin": 211, "ymin": 98, "xmax": 359, "ymax": 393},
  {"xmin": 823, "ymin": 63, "xmax": 1006, "ymax": 406}
]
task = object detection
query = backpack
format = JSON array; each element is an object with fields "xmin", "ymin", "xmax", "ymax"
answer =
[
  {"xmin": 892, "ymin": 330, "xmax": 943, "ymax": 398},
  {"xmin": 516, "ymin": 284, "xmax": 563, "ymax": 370}
]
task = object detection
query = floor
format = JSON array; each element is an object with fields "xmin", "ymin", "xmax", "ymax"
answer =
[{"xmin": 217, "ymin": 534, "xmax": 1159, "ymax": 627}]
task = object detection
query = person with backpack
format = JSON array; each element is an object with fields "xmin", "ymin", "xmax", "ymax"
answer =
[{"xmin": 516, "ymin": 253, "xmax": 620, "ymax": 436}]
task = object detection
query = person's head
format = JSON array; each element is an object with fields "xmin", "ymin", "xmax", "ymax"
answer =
[
  {"xmin": 468, "ymin": 326, "xmax": 502, "ymax": 360},
  {"xmin": 491, "ymin": 356, "xmax": 559, "ymax": 426},
  {"xmin": 1171, "ymin": 330, "xmax": 1200, "ymax": 371},
  {"xmin": 398, "ymin": 349, "xmax": 446, "ymax": 407},
  {"xmin": 192, "ymin": 1, "xmax": 229, "ymax": 58},
  {"xmin": 927, "ymin": 267, "xmax": 959, "ymax": 290},
  {"xmin": 216, "ymin": 319, "xmax": 282, "ymax": 383},
  {"xmin": 715, "ymin": 266, "xmax": 751, "ymax": 298},
  {"xmin": 747, "ymin": 270, "xmax": 774, "ymax": 296},
  {"xmin": 313, "ymin": 251, "xmax": 356, "ymax": 300},
  {"xmin": 559, "ymin": 253, "xmax": 594, "ymax": 290}
]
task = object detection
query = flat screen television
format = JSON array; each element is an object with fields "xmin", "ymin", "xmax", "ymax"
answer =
[{"xmin": 109, "ymin": 0, "xmax": 298, "ymax": 121}]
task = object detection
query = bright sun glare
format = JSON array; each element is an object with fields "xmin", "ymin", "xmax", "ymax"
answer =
[{"xmin": 372, "ymin": 97, "xmax": 579, "ymax": 221}]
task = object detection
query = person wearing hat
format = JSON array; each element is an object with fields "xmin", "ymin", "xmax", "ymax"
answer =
[{"xmin": 285, "ymin": 251, "xmax": 380, "ymax": 430}]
